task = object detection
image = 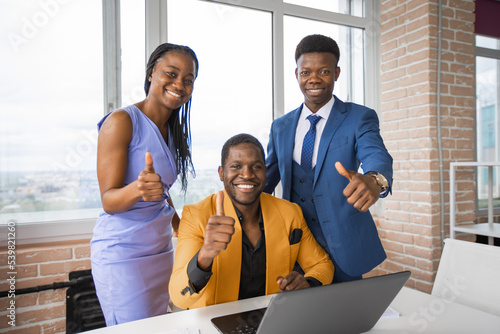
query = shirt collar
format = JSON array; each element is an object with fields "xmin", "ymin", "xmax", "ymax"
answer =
[
  {"xmin": 233, "ymin": 204, "xmax": 264, "ymax": 230},
  {"xmin": 300, "ymin": 95, "xmax": 335, "ymax": 122}
]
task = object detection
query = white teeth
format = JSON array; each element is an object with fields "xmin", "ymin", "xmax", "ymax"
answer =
[
  {"xmin": 237, "ymin": 184, "xmax": 254, "ymax": 189},
  {"xmin": 309, "ymin": 89, "xmax": 322, "ymax": 93},
  {"xmin": 167, "ymin": 90, "xmax": 181, "ymax": 98}
]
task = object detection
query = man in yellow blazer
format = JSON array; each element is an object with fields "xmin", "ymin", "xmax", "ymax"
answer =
[{"xmin": 169, "ymin": 134, "xmax": 334, "ymax": 309}]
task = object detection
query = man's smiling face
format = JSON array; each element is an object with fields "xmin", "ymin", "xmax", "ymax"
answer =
[
  {"xmin": 295, "ymin": 52, "xmax": 340, "ymax": 113},
  {"xmin": 218, "ymin": 143, "xmax": 266, "ymax": 208}
]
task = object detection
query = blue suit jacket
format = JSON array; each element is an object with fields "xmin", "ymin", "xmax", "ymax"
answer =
[{"xmin": 265, "ymin": 96, "xmax": 393, "ymax": 276}]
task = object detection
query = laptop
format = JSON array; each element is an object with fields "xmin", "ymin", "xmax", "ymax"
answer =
[{"xmin": 211, "ymin": 270, "xmax": 411, "ymax": 334}]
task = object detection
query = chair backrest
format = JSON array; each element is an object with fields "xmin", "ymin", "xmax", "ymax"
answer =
[{"xmin": 432, "ymin": 238, "xmax": 500, "ymax": 317}]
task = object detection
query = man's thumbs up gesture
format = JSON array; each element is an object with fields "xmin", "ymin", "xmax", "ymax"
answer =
[
  {"xmin": 335, "ymin": 161, "xmax": 381, "ymax": 213},
  {"xmin": 137, "ymin": 152, "xmax": 164, "ymax": 201},
  {"xmin": 197, "ymin": 191, "xmax": 236, "ymax": 270}
]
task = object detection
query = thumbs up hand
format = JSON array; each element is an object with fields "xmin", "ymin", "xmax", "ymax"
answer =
[
  {"xmin": 197, "ymin": 191, "xmax": 236, "ymax": 270},
  {"xmin": 144, "ymin": 151, "xmax": 155, "ymax": 173},
  {"xmin": 137, "ymin": 152, "xmax": 164, "ymax": 201},
  {"xmin": 335, "ymin": 161, "xmax": 380, "ymax": 212}
]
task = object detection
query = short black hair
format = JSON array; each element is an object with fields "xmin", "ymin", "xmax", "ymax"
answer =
[
  {"xmin": 295, "ymin": 34, "xmax": 340, "ymax": 64},
  {"xmin": 221, "ymin": 134, "xmax": 265, "ymax": 166}
]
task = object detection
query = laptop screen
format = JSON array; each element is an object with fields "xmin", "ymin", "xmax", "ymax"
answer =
[{"xmin": 211, "ymin": 271, "xmax": 411, "ymax": 334}]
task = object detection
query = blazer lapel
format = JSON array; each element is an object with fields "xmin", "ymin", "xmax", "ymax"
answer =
[
  {"xmin": 260, "ymin": 194, "xmax": 290, "ymax": 294},
  {"xmin": 280, "ymin": 106, "xmax": 302, "ymax": 199},
  {"xmin": 314, "ymin": 97, "xmax": 347, "ymax": 188},
  {"xmin": 214, "ymin": 190, "xmax": 242, "ymax": 304}
]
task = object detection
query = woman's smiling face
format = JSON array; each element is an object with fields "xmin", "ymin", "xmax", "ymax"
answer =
[{"xmin": 148, "ymin": 51, "xmax": 197, "ymax": 111}]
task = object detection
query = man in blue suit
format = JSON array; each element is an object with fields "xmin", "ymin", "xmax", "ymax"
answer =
[{"xmin": 265, "ymin": 34, "xmax": 393, "ymax": 282}]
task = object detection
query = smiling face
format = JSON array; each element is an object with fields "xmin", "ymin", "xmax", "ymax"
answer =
[
  {"xmin": 218, "ymin": 143, "xmax": 267, "ymax": 209},
  {"xmin": 148, "ymin": 51, "xmax": 196, "ymax": 111},
  {"xmin": 295, "ymin": 52, "xmax": 340, "ymax": 113}
]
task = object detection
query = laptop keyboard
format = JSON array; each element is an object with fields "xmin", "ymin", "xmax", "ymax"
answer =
[{"xmin": 231, "ymin": 323, "xmax": 259, "ymax": 334}]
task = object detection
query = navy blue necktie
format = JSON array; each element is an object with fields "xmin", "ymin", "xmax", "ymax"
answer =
[{"xmin": 301, "ymin": 115, "xmax": 322, "ymax": 171}]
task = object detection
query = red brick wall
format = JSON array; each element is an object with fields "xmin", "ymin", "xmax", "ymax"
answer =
[
  {"xmin": 374, "ymin": 0, "xmax": 476, "ymax": 293},
  {"xmin": 0, "ymin": 240, "xmax": 91, "ymax": 334}
]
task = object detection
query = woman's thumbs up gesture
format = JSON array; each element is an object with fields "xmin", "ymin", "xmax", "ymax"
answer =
[{"xmin": 137, "ymin": 152, "xmax": 164, "ymax": 201}]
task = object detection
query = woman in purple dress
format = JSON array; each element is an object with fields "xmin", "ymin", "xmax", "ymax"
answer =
[{"xmin": 91, "ymin": 43, "xmax": 198, "ymax": 326}]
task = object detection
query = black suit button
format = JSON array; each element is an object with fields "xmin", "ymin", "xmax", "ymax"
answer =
[
  {"xmin": 300, "ymin": 179, "xmax": 304, "ymax": 183},
  {"xmin": 301, "ymin": 199, "xmax": 305, "ymax": 202}
]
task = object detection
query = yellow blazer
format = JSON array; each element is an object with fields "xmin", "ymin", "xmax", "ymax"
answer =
[{"xmin": 169, "ymin": 190, "xmax": 334, "ymax": 309}]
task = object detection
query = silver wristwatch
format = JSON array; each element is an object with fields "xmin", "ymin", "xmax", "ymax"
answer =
[{"xmin": 366, "ymin": 172, "xmax": 389, "ymax": 192}]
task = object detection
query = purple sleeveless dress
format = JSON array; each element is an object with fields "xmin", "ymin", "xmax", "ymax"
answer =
[{"xmin": 91, "ymin": 105, "xmax": 177, "ymax": 326}]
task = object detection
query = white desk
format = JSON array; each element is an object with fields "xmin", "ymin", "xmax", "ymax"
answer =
[{"xmin": 85, "ymin": 287, "xmax": 500, "ymax": 334}]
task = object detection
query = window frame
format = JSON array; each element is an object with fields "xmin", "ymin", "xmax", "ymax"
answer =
[
  {"xmin": 475, "ymin": 38, "xmax": 500, "ymax": 217},
  {"xmin": 3, "ymin": 0, "xmax": 380, "ymax": 246},
  {"xmin": 146, "ymin": 0, "xmax": 380, "ymax": 117}
]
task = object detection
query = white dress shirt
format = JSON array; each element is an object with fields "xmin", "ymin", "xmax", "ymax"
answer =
[{"xmin": 293, "ymin": 96, "xmax": 335, "ymax": 168}]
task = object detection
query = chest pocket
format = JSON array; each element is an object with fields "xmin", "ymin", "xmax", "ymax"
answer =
[
  {"xmin": 288, "ymin": 228, "xmax": 302, "ymax": 268},
  {"xmin": 327, "ymin": 136, "xmax": 349, "ymax": 151}
]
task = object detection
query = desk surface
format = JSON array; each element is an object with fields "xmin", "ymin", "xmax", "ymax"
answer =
[{"xmin": 86, "ymin": 287, "xmax": 500, "ymax": 334}]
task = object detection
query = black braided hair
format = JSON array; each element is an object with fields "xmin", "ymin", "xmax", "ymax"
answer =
[{"xmin": 144, "ymin": 43, "xmax": 199, "ymax": 192}]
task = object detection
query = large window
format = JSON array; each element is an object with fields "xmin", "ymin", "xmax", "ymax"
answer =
[
  {"xmin": 165, "ymin": 0, "xmax": 273, "ymax": 210},
  {"xmin": 0, "ymin": 0, "xmax": 104, "ymax": 225},
  {"xmin": 1, "ymin": 0, "xmax": 377, "ymax": 244},
  {"xmin": 0, "ymin": 0, "xmax": 145, "ymax": 244},
  {"xmin": 283, "ymin": 16, "xmax": 365, "ymax": 112},
  {"xmin": 476, "ymin": 35, "xmax": 500, "ymax": 211},
  {"xmin": 161, "ymin": 0, "xmax": 373, "ymax": 211}
]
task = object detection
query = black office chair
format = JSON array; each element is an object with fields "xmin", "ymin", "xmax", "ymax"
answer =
[{"xmin": 66, "ymin": 270, "xmax": 106, "ymax": 333}]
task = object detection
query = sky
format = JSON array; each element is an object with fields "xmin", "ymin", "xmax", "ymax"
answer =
[{"xmin": 0, "ymin": 0, "xmax": 103, "ymax": 172}]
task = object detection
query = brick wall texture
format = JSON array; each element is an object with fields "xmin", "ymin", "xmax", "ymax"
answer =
[
  {"xmin": 0, "ymin": 0, "xmax": 481, "ymax": 332},
  {"xmin": 0, "ymin": 240, "xmax": 91, "ymax": 333},
  {"xmin": 373, "ymin": 0, "xmax": 476, "ymax": 293}
]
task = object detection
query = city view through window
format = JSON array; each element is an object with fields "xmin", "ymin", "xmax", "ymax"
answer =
[{"xmin": 0, "ymin": 0, "xmax": 103, "ymax": 223}]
